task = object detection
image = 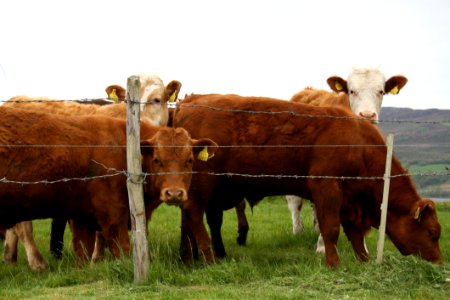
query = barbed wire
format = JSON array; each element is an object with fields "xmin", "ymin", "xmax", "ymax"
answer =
[
  {"xmin": 1, "ymin": 144, "xmax": 450, "ymax": 149},
  {"xmin": 1, "ymin": 168, "xmax": 448, "ymax": 186},
  {"xmin": 0, "ymin": 98, "xmax": 448, "ymax": 185},
  {"xmin": 1, "ymin": 98, "xmax": 449, "ymax": 125}
]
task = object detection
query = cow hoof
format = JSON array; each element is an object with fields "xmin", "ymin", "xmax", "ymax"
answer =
[
  {"xmin": 236, "ymin": 233, "xmax": 247, "ymax": 246},
  {"xmin": 292, "ymin": 223, "xmax": 304, "ymax": 235}
]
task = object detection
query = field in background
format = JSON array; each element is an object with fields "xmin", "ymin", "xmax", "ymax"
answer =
[{"xmin": 1, "ymin": 198, "xmax": 449, "ymax": 299}]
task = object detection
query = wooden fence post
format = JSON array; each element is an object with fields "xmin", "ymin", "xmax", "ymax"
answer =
[
  {"xmin": 376, "ymin": 133, "xmax": 395, "ymax": 264},
  {"xmin": 126, "ymin": 75, "xmax": 149, "ymax": 282}
]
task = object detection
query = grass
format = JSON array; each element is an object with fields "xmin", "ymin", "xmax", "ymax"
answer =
[{"xmin": 1, "ymin": 198, "xmax": 449, "ymax": 299}]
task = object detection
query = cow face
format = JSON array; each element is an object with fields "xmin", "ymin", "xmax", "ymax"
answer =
[
  {"xmin": 327, "ymin": 68, "xmax": 407, "ymax": 122},
  {"xmin": 387, "ymin": 199, "xmax": 442, "ymax": 264},
  {"xmin": 139, "ymin": 75, "xmax": 182, "ymax": 127},
  {"xmin": 141, "ymin": 127, "xmax": 217, "ymax": 206}
]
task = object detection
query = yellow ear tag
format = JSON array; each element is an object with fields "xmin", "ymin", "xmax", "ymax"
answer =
[
  {"xmin": 414, "ymin": 207, "xmax": 421, "ymax": 221},
  {"xmin": 390, "ymin": 86, "xmax": 399, "ymax": 95},
  {"xmin": 198, "ymin": 147, "xmax": 213, "ymax": 162},
  {"xmin": 169, "ymin": 90, "xmax": 177, "ymax": 102},
  {"xmin": 335, "ymin": 81, "xmax": 343, "ymax": 91},
  {"xmin": 109, "ymin": 89, "xmax": 119, "ymax": 103}
]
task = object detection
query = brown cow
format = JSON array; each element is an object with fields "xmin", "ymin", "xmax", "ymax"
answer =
[
  {"xmin": 2, "ymin": 75, "xmax": 182, "ymax": 269},
  {"xmin": 173, "ymin": 94, "xmax": 442, "ymax": 268},
  {"xmin": 0, "ymin": 106, "xmax": 217, "ymax": 265}
]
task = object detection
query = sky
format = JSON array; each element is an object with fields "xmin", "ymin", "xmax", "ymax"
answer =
[{"xmin": 1, "ymin": 0, "xmax": 449, "ymax": 109}]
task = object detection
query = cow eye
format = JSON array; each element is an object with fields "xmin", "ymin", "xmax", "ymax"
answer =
[
  {"xmin": 153, "ymin": 98, "xmax": 161, "ymax": 104},
  {"xmin": 349, "ymin": 90, "xmax": 355, "ymax": 95},
  {"xmin": 378, "ymin": 90, "xmax": 385, "ymax": 96},
  {"xmin": 153, "ymin": 157, "xmax": 161, "ymax": 165},
  {"xmin": 187, "ymin": 158, "xmax": 194, "ymax": 165}
]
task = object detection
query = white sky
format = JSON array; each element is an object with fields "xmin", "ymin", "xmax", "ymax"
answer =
[{"xmin": 1, "ymin": 0, "xmax": 449, "ymax": 109}]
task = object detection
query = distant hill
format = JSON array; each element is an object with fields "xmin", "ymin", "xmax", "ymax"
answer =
[
  {"xmin": 378, "ymin": 107, "xmax": 450, "ymax": 165},
  {"xmin": 378, "ymin": 107, "xmax": 450, "ymax": 197}
]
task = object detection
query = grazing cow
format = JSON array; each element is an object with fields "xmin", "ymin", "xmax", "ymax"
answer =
[
  {"xmin": 0, "ymin": 106, "xmax": 216, "ymax": 266},
  {"xmin": 173, "ymin": 94, "xmax": 441, "ymax": 268},
  {"xmin": 2, "ymin": 75, "xmax": 182, "ymax": 269}
]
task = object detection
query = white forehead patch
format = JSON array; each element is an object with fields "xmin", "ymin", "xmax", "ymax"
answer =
[
  {"xmin": 347, "ymin": 68, "xmax": 386, "ymax": 91},
  {"xmin": 138, "ymin": 73, "xmax": 165, "ymax": 102}
]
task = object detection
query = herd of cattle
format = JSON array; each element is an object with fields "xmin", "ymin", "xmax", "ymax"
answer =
[{"xmin": 0, "ymin": 68, "xmax": 443, "ymax": 271}]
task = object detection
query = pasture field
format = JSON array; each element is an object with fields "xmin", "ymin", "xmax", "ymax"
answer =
[{"xmin": 1, "ymin": 198, "xmax": 449, "ymax": 299}]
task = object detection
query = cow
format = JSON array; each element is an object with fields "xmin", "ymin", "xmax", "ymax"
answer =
[
  {"xmin": 0, "ymin": 106, "xmax": 216, "ymax": 266},
  {"xmin": 2, "ymin": 74, "xmax": 182, "ymax": 269},
  {"xmin": 173, "ymin": 93, "xmax": 442, "ymax": 268},
  {"xmin": 6, "ymin": 74, "xmax": 182, "ymax": 127},
  {"xmin": 286, "ymin": 68, "xmax": 408, "ymax": 253}
]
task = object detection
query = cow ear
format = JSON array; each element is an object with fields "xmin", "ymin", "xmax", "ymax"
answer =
[
  {"xmin": 327, "ymin": 76, "xmax": 348, "ymax": 93},
  {"xmin": 413, "ymin": 200, "xmax": 436, "ymax": 222},
  {"xmin": 105, "ymin": 85, "xmax": 126, "ymax": 102},
  {"xmin": 385, "ymin": 76, "xmax": 408, "ymax": 95},
  {"xmin": 140, "ymin": 139, "xmax": 155, "ymax": 156},
  {"xmin": 165, "ymin": 80, "xmax": 182, "ymax": 103},
  {"xmin": 193, "ymin": 138, "xmax": 218, "ymax": 162}
]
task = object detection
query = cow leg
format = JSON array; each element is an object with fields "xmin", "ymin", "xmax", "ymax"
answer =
[
  {"xmin": 235, "ymin": 200, "xmax": 249, "ymax": 246},
  {"xmin": 311, "ymin": 203, "xmax": 320, "ymax": 232},
  {"xmin": 91, "ymin": 231, "xmax": 106, "ymax": 262},
  {"xmin": 3, "ymin": 222, "xmax": 47, "ymax": 271},
  {"xmin": 16, "ymin": 222, "xmax": 47, "ymax": 271},
  {"xmin": 106, "ymin": 223, "xmax": 130, "ymax": 259},
  {"xmin": 50, "ymin": 218, "xmax": 67, "ymax": 259},
  {"xmin": 70, "ymin": 220, "xmax": 96, "ymax": 264},
  {"xmin": 342, "ymin": 223, "xmax": 369, "ymax": 262},
  {"xmin": 315, "ymin": 234, "xmax": 326, "ymax": 254},
  {"xmin": 310, "ymin": 180, "xmax": 342, "ymax": 268},
  {"xmin": 180, "ymin": 208, "xmax": 199, "ymax": 263},
  {"xmin": 286, "ymin": 195, "xmax": 304, "ymax": 234},
  {"xmin": 3, "ymin": 227, "xmax": 19, "ymax": 264},
  {"xmin": 206, "ymin": 207, "xmax": 226, "ymax": 258},
  {"xmin": 181, "ymin": 206, "xmax": 214, "ymax": 263}
]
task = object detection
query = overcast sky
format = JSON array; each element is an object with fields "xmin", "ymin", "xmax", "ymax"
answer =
[{"xmin": 1, "ymin": 0, "xmax": 449, "ymax": 109}]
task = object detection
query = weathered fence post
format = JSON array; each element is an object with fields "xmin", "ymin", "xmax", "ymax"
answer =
[
  {"xmin": 126, "ymin": 75, "xmax": 149, "ymax": 282},
  {"xmin": 376, "ymin": 133, "xmax": 395, "ymax": 264}
]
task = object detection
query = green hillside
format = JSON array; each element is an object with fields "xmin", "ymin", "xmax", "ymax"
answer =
[{"xmin": 378, "ymin": 107, "xmax": 450, "ymax": 197}]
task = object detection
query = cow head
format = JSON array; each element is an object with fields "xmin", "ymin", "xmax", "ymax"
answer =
[
  {"xmin": 327, "ymin": 68, "xmax": 407, "ymax": 122},
  {"xmin": 387, "ymin": 199, "xmax": 442, "ymax": 264},
  {"xmin": 105, "ymin": 75, "xmax": 182, "ymax": 126},
  {"xmin": 139, "ymin": 74, "xmax": 182, "ymax": 127},
  {"xmin": 141, "ymin": 127, "xmax": 218, "ymax": 206}
]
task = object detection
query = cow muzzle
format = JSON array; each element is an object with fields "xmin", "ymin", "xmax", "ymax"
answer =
[
  {"xmin": 160, "ymin": 187, "xmax": 187, "ymax": 206},
  {"xmin": 358, "ymin": 111, "xmax": 379, "ymax": 124}
]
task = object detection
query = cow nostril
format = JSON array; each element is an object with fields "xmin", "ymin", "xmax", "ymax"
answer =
[
  {"xmin": 359, "ymin": 111, "xmax": 377, "ymax": 120},
  {"xmin": 165, "ymin": 188, "xmax": 184, "ymax": 199}
]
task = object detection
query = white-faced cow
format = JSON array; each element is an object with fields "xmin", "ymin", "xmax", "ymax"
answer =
[{"xmin": 286, "ymin": 68, "xmax": 407, "ymax": 254}]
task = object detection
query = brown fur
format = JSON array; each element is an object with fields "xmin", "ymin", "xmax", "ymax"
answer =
[
  {"xmin": 173, "ymin": 94, "xmax": 442, "ymax": 268},
  {"xmin": 290, "ymin": 87, "xmax": 351, "ymax": 110}
]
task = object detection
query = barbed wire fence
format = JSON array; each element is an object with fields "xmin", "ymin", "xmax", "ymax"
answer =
[
  {"xmin": 1, "ymin": 97, "xmax": 449, "ymax": 184},
  {"xmin": 1, "ymin": 94, "xmax": 449, "ymax": 276}
]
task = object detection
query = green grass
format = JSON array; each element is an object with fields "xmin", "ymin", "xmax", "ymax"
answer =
[{"xmin": 1, "ymin": 199, "xmax": 449, "ymax": 299}]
